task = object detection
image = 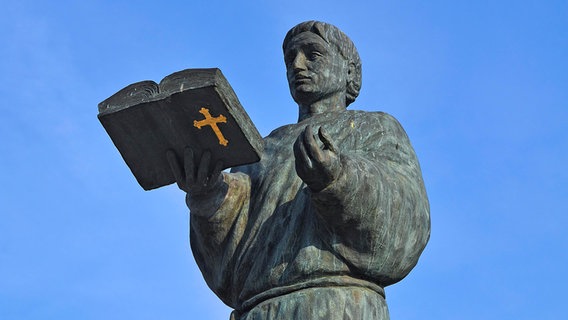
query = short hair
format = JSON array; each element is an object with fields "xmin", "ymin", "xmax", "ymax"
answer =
[{"xmin": 283, "ymin": 21, "xmax": 362, "ymax": 107}]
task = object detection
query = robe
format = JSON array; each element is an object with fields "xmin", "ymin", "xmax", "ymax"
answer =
[{"xmin": 187, "ymin": 110, "xmax": 430, "ymax": 319}]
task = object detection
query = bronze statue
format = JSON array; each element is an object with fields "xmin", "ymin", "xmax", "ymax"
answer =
[{"xmin": 167, "ymin": 21, "xmax": 430, "ymax": 320}]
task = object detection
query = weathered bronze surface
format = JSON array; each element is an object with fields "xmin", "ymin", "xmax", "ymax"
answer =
[{"xmin": 168, "ymin": 21, "xmax": 430, "ymax": 319}]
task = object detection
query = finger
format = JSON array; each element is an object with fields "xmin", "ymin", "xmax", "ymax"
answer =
[
  {"xmin": 293, "ymin": 132, "xmax": 303, "ymax": 160},
  {"xmin": 208, "ymin": 159, "xmax": 224, "ymax": 187},
  {"xmin": 197, "ymin": 150, "xmax": 212, "ymax": 185},
  {"xmin": 294, "ymin": 145, "xmax": 311, "ymax": 181},
  {"xmin": 304, "ymin": 125, "xmax": 314, "ymax": 140},
  {"xmin": 318, "ymin": 127, "xmax": 337, "ymax": 153},
  {"xmin": 302, "ymin": 126, "xmax": 324, "ymax": 162},
  {"xmin": 212, "ymin": 159, "xmax": 224, "ymax": 176},
  {"xmin": 294, "ymin": 131, "xmax": 313, "ymax": 170},
  {"xmin": 184, "ymin": 147, "xmax": 196, "ymax": 186},
  {"xmin": 167, "ymin": 150, "xmax": 186, "ymax": 191}
]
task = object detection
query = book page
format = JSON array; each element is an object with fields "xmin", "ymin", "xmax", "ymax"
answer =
[{"xmin": 98, "ymin": 81, "xmax": 159, "ymax": 114}]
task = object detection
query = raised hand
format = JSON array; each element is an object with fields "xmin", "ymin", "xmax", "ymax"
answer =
[
  {"xmin": 166, "ymin": 147, "xmax": 224, "ymax": 195},
  {"xmin": 293, "ymin": 126, "xmax": 341, "ymax": 192}
]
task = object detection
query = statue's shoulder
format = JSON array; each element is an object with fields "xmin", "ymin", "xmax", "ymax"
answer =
[
  {"xmin": 346, "ymin": 109, "xmax": 403, "ymax": 129},
  {"xmin": 265, "ymin": 122, "xmax": 299, "ymax": 140},
  {"xmin": 346, "ymin": 109, "xmax": 390, "ymax": 117}
]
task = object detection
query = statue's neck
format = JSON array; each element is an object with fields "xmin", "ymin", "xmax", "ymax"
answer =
[{"xmin": 297, "ymin": 93, "xmax": 346, "ymax": 122}]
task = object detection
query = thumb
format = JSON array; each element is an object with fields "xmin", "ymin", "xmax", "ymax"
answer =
[{"xmin": 318, "ymin": 127, "xmax": 337, "ymax": 153}]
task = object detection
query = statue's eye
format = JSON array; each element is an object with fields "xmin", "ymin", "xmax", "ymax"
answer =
[{"xmin": 309, "ymin": 51, "xmax": 323, "ymax": 60}]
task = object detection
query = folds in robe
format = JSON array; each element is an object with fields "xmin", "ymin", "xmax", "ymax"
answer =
[{"xmin": 187, "ymin": 110, "xmax": 430, "ymax": 311}]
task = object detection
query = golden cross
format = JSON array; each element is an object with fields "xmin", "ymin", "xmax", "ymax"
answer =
[{"xmin": 193, "ymin": 107, "xmax": 229, "ymax": 146}]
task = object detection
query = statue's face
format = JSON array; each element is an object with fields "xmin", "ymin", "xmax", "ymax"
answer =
[{"xmin": 284, "ymin": 32, "xmax": 348, "ymax": 106}]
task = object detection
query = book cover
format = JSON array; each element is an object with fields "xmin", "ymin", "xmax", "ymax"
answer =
[{"xmin": 98, "ymin": 68, "xmax": 263, "ymax": 190}]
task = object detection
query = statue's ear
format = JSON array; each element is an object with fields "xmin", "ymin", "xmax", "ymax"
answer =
[{"xmin": 347, "ymin": 62, "xmax": 356, "ymax": 85}]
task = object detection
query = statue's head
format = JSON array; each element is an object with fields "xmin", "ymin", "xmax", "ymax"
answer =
[{"xmin": 283, "ymin": 21, "xmax": 362, "ymax": 108}]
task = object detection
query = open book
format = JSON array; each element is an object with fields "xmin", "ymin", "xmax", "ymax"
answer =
[{"xmin": 98, "ymin": 68, "xmax": 263, "ymax": 190}]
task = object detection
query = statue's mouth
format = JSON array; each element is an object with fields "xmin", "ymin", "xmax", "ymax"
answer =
[{"xmin": 293, "ymin": 74, "xmax": 311, "ymax": 85}]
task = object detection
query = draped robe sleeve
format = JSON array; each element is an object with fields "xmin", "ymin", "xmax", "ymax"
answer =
[
  {"xmin": 187, "ymin": 172, "xmax": 252, "ymax": 307},
  {"xmin": 311, "ymin": 112, "xmax": 430, "ymax": 285}
]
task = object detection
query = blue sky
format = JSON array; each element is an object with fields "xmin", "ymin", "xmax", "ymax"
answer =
[{"xmin": 1, "ymin": 0, "xmax": 566, "ymax": 319}]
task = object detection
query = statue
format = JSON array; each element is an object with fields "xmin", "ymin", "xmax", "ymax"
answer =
[{"xmin": 166, "ymin": 21, "xmax": 430, "ymax": 320}]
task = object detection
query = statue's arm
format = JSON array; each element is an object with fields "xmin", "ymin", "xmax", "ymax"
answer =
[
  {"xmin": 298, "ymin": 114, "xmax": 430, "ymax": 285},
  {"xmin": 188, "ymin": 171, "xmax": 251, "ymax": 307},
  {"xmin": 167, "ymin": 148, "xmax": 251, "ymax": 307}
]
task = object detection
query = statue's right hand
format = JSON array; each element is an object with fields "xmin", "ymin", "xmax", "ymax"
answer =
[{"xmin": 166, "ymin": 147, "xmax": 223, "ymax": 195}]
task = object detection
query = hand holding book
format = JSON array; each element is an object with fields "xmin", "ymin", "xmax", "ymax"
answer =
[{"xmin": 166, "ymin": 147, "xmax": 224, "ymax": 195}]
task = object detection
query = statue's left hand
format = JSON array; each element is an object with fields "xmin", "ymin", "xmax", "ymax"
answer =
[{"xmin": 293, "ymin": 126, "xmax": 341, "ymax": 192}]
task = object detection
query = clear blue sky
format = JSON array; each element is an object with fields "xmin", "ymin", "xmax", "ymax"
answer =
[{"xmin": 1, "ymin": 0, "xmax": 566, "ymax": 319}]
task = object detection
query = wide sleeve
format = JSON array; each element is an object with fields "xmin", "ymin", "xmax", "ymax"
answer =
[
  {"xmin": 311, "ymin": 112, "xmax": 430, "ymax": 286},
  {"xmin": 187, "ymin": 171, "xmax": 251, "ymax": 307}
]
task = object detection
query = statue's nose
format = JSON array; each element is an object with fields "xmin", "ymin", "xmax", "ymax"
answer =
[{"xmin": 292, "ymin": 52, "xmax": 307, "ymax": 71}]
